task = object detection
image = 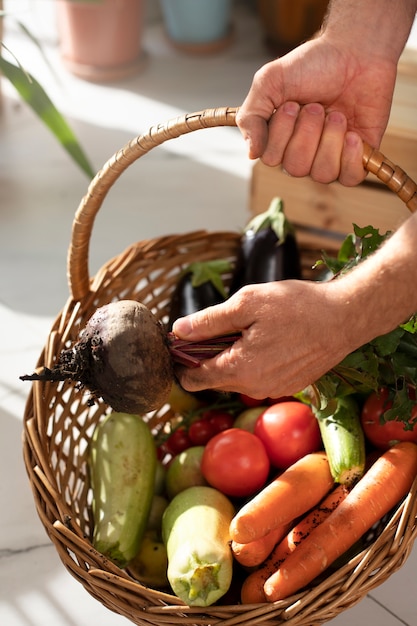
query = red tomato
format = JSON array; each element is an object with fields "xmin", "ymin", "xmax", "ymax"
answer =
[
  {"xmin": 188, "ymin": 419, "xmax": 216, "ymax": 446},
  {"xmin": 360, "ymin": 389, "xmax": 417, "ymax": 450},
  {"xmin": 239, "ymin": 393, "xmax": 267, "ymax": 407},
  {"xmin": 156, "ymin": 442, "xmax": 171, "ymax": 462},
  {"xmin": 201, "ymin": 429, "xmax": 270, "ymax": 497},
  {"xmin": 254, "ymin": 401, "xmax": 322, "ymax": 469},
  {"xmin": 166, "ymin": 427, "xmax": 192, "ymax": 455},
  {"xmin": 207, "ymin": 411, "xmax": 235, "ymax": 434},
  {"xmin": 267, "ymin": 395, "xmax": 294, "ymax": 405}
]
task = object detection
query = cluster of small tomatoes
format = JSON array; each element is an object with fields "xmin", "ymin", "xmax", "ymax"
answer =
[
  {"xmin": 158, "ymin": 407, "xmax": 236, "ymax": 458},
  {"xmin": 157, "ymin": 385, "xmax": 417, "ymax": 500}
]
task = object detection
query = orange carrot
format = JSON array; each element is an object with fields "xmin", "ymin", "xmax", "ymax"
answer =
[
  {"xmin": 230, "ymin": 452, "xmax": 334, "ymax": 544},
  {"xmin": 264, "ymin": 441, "xmax": 417, "ymax": 602},
  {"xmin": 231, "ymin": 523, "xmax": 291, "ymax": 568},
  {"xmin": 240, "ymin": 483, "xmax": 349, "ymax": 603}
]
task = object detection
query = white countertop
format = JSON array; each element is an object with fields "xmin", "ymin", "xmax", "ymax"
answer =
[{"xmin": 1, "ymin": 2, "xmax": 416, "ymax": 625}]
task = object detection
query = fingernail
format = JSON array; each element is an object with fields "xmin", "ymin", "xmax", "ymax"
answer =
[
  {"xmin": 327, "ymin": 111, "xmax": 346, "ymax": 125},
  {"xmin": 282, "ymin": 101, "xmax": 300, "ymax": 116},
  {"xmin": 345, "ymin": 131, "xmax": 361, "ymax": 148},
  {"xmin": 304, "ymin": 103, "xmax": 324, "ymax": 116},
  {"xmin": 172, "ymin": 316, "xmax": 193, "ymax": 338}
]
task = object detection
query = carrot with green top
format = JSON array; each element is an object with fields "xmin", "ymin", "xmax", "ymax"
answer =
[{"xmin": 264, "ymin": 442, "xmax": 417, "ymax": 602}]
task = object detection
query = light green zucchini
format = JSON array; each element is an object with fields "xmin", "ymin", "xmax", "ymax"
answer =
[
  {"xmin": 315, "ymin": 396, "xmax": 366, "ymax": 486},
  {"xmin": 89, "ymin": 412, "xmax": 156, "ymax": 568},
  {"xmin": 162, "ymin": 485, "xmax": 235, "ymax": 607}
]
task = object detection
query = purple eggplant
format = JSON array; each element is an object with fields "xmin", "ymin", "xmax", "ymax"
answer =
[
  {"xmin": 229, "ymin": 197, "xmax": 302, "ymax": 294},
  {"xmin": 167, "ymin": 260, "xmax": 231, "ymax": 330}
]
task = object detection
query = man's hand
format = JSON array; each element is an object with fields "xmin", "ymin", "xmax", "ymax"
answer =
[
  {"xmin": 236, "ymin": 25, "xmax": 398, "ymax": 186},
  {"xmin": 173, "ymin": 280, "xmax": 352, "ymax": 398}
]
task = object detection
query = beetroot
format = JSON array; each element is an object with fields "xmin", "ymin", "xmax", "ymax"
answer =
[{"xmin": 20, "ymin": 300, "xmax": 239, "ymax": 414}]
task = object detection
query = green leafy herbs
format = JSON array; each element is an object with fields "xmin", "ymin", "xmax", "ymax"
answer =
[
  {"xmin": 318, "ymin": 223, "xmax": 390, "ymax": 276},
  {"xmin": 307, "ymin": 224, "xmax": 417, "ymax": 427}
]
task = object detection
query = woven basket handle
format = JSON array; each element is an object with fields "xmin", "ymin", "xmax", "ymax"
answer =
[{"xmin": 68, "ymin": 106, "xmax": 417, "ymax": 301}]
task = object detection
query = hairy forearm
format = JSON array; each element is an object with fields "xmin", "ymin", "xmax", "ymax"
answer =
[
  {"xmin": 331, "ymin": 210, "xmax": 417, "ymax": 350},
  {"xmin": 323, "ymin": 0, "xmax": 417, "ymax": 62}
]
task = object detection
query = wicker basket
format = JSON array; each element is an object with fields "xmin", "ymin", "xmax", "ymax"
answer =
[{"xmin": 22, "ymin": 107, "xmax": 417, "ymax": 626}]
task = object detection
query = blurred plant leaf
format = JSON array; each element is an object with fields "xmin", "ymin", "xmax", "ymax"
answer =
[
  {"xmin": 16, "ymin": 20, "xmax": 61, "ymax": 85},
  {"xmin": 0, "ymin": 55, "xmax": 94, "ymax": 178}
]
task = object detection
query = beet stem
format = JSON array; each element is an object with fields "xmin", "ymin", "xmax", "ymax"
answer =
[{"xmin": 167, "ymin": 332, "xmax": 240, "ymax": 368}]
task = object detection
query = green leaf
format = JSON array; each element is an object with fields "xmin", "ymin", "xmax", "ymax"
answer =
[
  {"xmin": 317, "ymin": 252, "xmax": 342, "ymax": 275},
  {"xmin": 186, "ymin": 260, "xmax": 232, "ymax": 298},
  {"xmin": 16, "ymin": 20, "xmax": 61, "ymax": 86},
  {"xmin": 333, "ymin": 365, "xmax": 379, "ymax": 392},
  {"xmin": 337, "ymin": 233, "xmax": 356, "ymax": 263},
  {"xmin": 370, "ymin": 327, "xmax": 404, "ymax": 357},
  {"xmin": 313, "ymin": 395, "xmax": 358, "ymax": 424},
  {"xmin": 306, "ymin": 376, "xmax": 345, "ymax": 409},
  {"xmin": 401, "ymin": 315, "xmax": 417, "ymax": 333},
  {"xmin": 352, "ymin": 223, "xmax": 389, "ymax": 258},
  {"xmin": 0, "ymin": 56, "xmax": 95, "ymax": 178},
  {"xmin": 384, "ymin": 387, "xmax": 416, "ymax": 430},
  {"xmin": 319, "ymin": 224, "xmax": 391, "ymax": 277}
]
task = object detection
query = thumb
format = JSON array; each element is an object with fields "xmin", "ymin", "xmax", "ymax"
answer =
[
  {"xmin": 172, "ymin": 300, "xmax": 244, "ymax": 342},
  {"xmin": 236, "ymin": 111, "xmax": 269, "ymax": 160}
]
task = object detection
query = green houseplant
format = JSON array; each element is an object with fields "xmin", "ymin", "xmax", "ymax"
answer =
[{"xmin": 0, "ymin": 0, "xmax": 94, "ymax": 178}]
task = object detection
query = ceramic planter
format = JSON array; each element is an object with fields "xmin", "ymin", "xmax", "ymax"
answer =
[
  {"xmin": 160, "ymin": 0, "xmax": 233, "ymax": 54},
  {"xmin": 56, "ymin": 0, "xmax": 146, "ymax": 82}
]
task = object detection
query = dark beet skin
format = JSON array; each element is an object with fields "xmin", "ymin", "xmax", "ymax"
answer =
[
  {"xmin": 21, "ymin": 301, "xmax": 174, "ymax": 415},
  {"xmin": 78, "ymin": 301, "xmax": 174, "ymax": 414}
]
